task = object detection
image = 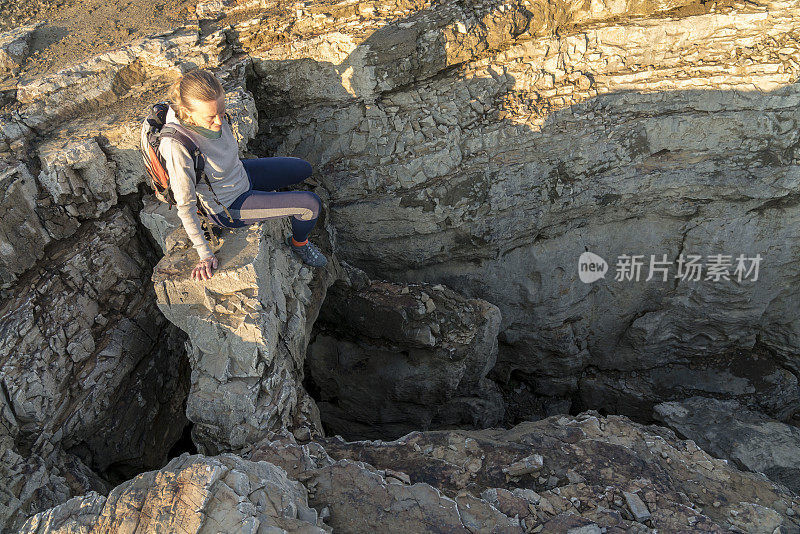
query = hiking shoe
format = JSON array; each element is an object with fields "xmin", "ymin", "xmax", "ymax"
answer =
[{"xmin": 285, "ymin": 235, "xmax": 328, "ymax": 267}]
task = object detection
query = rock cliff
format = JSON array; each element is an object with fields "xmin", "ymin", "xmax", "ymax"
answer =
[{"xmin": 1, "ymin": 0, "xmax": 799, "ymax": 532}]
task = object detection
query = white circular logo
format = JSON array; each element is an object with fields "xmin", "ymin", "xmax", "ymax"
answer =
[{"xmin": 578, "ymin": 251, "xmax": 607, "ymax": 283}]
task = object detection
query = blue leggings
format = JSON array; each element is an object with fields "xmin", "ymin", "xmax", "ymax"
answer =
[{"xmin": 207, "ymin": 157, "xmax": 321, "ymax": 242}]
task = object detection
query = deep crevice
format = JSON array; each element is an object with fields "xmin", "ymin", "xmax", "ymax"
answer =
[{"xmin": 167, "ymin": 421, "xmax": 199, "ymax": 459}]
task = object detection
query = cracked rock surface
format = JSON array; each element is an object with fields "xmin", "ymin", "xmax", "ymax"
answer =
[
  {"xmin": 1, "ymin": 0, "xmax": 800, "ymax": 531},
  {"xmin": 654, "ymin": 396, "xmax": 800, "ymax": 496},
  {"xmin": 308, "ymin": 260, "xmax": 504, "ymax": 440},
  {"xmin": 0, "ymin": 206, "xmax": 190, "ymax": 532},
  {"xmin": 236, "ymin": 0, "xmax": 800, "ymax": 426},
  {"xmin": 314, "ymin": 411, "xmax": 800, "ymax": 533},
  {"xmin": 18, "ymin": 452, "xmax": 330, "ymax": 533},
  {"xmin": 16, "ymin": 410, "xmax": 800, "ymax": 533},
  {"xmin": 150, "ymin": 212, "xmax": 340, "ymax": 455}
]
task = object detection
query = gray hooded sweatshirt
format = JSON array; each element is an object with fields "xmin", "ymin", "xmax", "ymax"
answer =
[{"xmin": 159, "ymin": 106, "xmax": 250, "ymax": 260}]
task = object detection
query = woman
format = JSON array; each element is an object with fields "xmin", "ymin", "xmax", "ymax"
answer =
[{"xmin": 160, "ymin": 69, "xmax": 327, "ymax": 282}]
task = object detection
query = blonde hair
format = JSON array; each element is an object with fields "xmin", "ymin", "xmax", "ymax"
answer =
[{"xmin": 167, "ymin": 69, "xmax": 224, "ymax": 123}]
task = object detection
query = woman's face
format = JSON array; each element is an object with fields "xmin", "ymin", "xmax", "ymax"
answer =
[{"xmin": 181, "ymin": 95, "xmax": 225, "ymax": 130}]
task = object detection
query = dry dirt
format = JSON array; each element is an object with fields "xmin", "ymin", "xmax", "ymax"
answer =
[
  {"xmin": 2, "ymin": 0, "xmax": 205, "ymax": 81},
  {"xmin": 2, "ymin": 0, "xmax": 740, "ymax": 83}
]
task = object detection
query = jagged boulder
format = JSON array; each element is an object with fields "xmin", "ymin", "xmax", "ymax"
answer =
[
  {"xmin": 37, "ymin": 137, "xmax": 118, "ymax": 220},
  {"xmin": 0, "ymin": 389, "xmax": 109, "ymax": 534},
  {"xmin": 312, "ymin": 411, "xmax": 800, "ymax": 533},
  {"xmin": 138, "ymin": 197, "xmax": 182, "ymax": 254},
  {"xmin": 18, "ymin": 453, "xmax": 330, "ymax": 533},
  {"xmin": 248, "ymin": 431, "xmax": 524, "ymax": 533},
  {"xmin": 0, "ymin": 206, "xmax": 191, "ymax": 531},
  {"xmin": 0, "ymin": 23, "xmax": 41, "ymax": 74},
  {"xmin": 0, "ymin": 445, "xmax": 109, "ymax": 534},
  {"xmin": 0, "ymin": 163, "xmax": 59, "ymax": 288},
  {"xmin": 16, "ymin": 410, "xmax": 800, "ymax": 534},
  {"xmin": 307, "ymin": 260, "xmax": 504, "ymax": 439},
  {"xmin": 150, "ymin": 214, "xmax": 341, "ymax": 455},
  {"xmin": 654, "ymin": 396, "xmax": 800, "ymax": 496}
]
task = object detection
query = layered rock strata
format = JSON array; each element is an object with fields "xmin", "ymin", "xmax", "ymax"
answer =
[
  {"xmin": 307, "ymin": 260, "xmax": 504, "ymax": 439},
  {"xmin": 1, "ymin": 0, "xmax": 799, "ymax": 531},
  {"xmin": 235, "ymin": 0, "xmax": 800, "ymax": 425},
  {"xmin": 150, "ymin": 212, "xmax": 340, "ymax": 455}
]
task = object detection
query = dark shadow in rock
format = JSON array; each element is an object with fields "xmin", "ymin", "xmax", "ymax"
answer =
[
  {"xmin": 167, "ymin": 421, "xmax": 199, "ymax": 459},
  {"xmin": 301, "ymin": 260, "xmax": 504, "ymax": 441}
]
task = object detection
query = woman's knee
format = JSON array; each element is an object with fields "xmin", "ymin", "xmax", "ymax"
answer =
[
  {"xmin": 293, "ymin": 157, "xmax": 313, "ymax": 179},
  {"xmin": 309, "ymin": 191, "xmax": 322, "ymax": 216},
  {"xmin": 296, "ymin": 191, "xmax": 321, "ymax": 221}
]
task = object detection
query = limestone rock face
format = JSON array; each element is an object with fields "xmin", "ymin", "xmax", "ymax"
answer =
[
  {"xmin": 314, "ymin": 411, "xmax": 800, "ymax": 533},
  {"xmin": 0, "ymin": 405, "xmax": 109, "ymax": 534},
  {"xmin": 138, "ymin": 197, "xmax": 183, "ymax": 255},
  {"xmin": 0, "ymin": 450, "xmax": 108, "ymax": 534},
  {"xmin": 248, "ymin": 431, "xmax": 524, "ymax": 533},
  {"xmin": 13, "ymin": 26, "xmax": 216, "ymax": 132},
  {"xmin": 654, "ymin": 396, "xmax": 800, "ymax": 496},
  {"xmin": 5, "ymin": 0, "xmax": 797, "ymax": 439},
  {"xmin": 308, "ymin": 260, "xmax": 504, "ymax": 439},
  {"xmin": 37, "ymin": 137, "xmax": 118, "ymax": 220},
  {"xmin": 0, "ymin": 164, "xmax": 56, "ymax": 289},
  {"xmin": 2, "ymin": 0, "xmax": 800, "ymax": 531},
  {"xmin": 237, "ymin": 0, "xmax": 800, "ymax": 425},
  {"xmin": 17, "ymin": 411, "xmax": 800, "ymax": 534},
  {"xmin": 0, "ymin": 206, "xmax": 175, "ymax": 453},
  {"xmin": 224, "ymin": 86, "xmax": 259, "ymax": 154},
  {"xmin": 1, "ymin": 134, "xmax": 131, "ymax": 290},
  {"xmin": 18, "ymin": 453, "xmax": 330, "ymax": 534},
  {"xmin": 151, "ymin": 215, "xmax": 340, "ymax": 455},
  {"xmin": 0, "ymin": 5, "xmax": 299, "ymax": 532},
  {"xmin": 0, "ymin": 206, "xmax": 191, "ymax": 531},
  {"xmin": 1, "ymin": 23, "xmax": 230, "ymax": 160}
]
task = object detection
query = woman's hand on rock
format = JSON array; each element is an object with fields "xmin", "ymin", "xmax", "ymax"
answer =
[{"xmin": 192, "ymin": 255, "xmax": 218, "ymax": 281}]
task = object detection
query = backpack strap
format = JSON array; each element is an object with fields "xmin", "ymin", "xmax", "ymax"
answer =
[{"xmin": 159, "ymin": 126, "xmax": 204, "ymax": 183}]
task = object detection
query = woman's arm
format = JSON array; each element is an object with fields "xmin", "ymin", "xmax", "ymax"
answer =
[{"xmin": 159, "ymin": 137, "xmax": 215, "ymax": 261}]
